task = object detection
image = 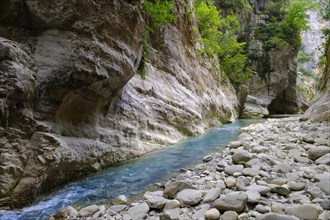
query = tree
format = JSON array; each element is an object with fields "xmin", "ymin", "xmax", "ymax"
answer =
[{"xmin": 195, "ymin": 0, "xmax": 250, "ymax": 84}]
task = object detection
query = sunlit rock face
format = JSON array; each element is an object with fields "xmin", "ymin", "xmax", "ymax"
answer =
[
  {"xmin": 0, "ymin": 0, "xmax": 239, "ymax": 208},
  {"xmin": 236, "ymin": 0, "xmax": 309, "ymax": 117},
  {"xmin": 303, "ymin": 37, "xmax": 330, "ymax": 122}
]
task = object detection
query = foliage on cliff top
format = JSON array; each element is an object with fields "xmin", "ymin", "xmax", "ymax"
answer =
[
  {"xmin": 256, "ymin": 0, "xmax": 317, "ymax": 49},
  {"xmin": 195, "ymin": 0, "xmax": 250, "ymax": 84},
  {"xmin": 144, "ymin": 0, "xmax": 176, "ymax": 32}
]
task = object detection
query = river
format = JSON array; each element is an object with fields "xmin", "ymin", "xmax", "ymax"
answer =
[{"xmin": 0, "ymin": 119, "xmax": 265, "ymax": 220}]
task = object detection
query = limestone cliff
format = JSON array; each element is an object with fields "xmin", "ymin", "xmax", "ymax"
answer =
[
  {"xmin": 0, "ymin": 0, "xmax": 239, "ymax": 208},
  {"xmin": 235, "ymin": 0, "xmax": 309, "ymax": 117},
  {"xmin": 303, "ymin": 37, "xmax": 330, "ymax": 122}
]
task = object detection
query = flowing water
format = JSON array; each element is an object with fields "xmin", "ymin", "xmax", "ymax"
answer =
[{"xmin": 0, "ymin": 119, "xmax": 264, "ymax": 220}]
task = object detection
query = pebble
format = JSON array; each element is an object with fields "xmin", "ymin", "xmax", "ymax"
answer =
[
  {"xmin": 53, "ymin": 118, "xmax": 329, "ymax": 220},
  {"xmin": 213, "ymin": 194, "xmax": 248, "ymax": 212},
  {"xmin": 204, "ymin": 208, "xmax": 220, "ymax": 220},
  {"xmin": 203, "ymin": 188, "xmax": 221, "ymax": 202},
  {"xmin": 224, "ymin": 165, "xmax": 244, "ymax": 175},
  {"xmin": 285, "ymin": 203, "xmax": 323, "ymax": 220},
  {"xmin": 176, "ymin": 189, "xmax": 203, "ymax": 206},
  {"xmin": 78, "ymin": 205, "xmax": 99, "ymax": 217},
  {"xmin": 222, "ymin": 210, "xmax": 238, "ymax": 220}
]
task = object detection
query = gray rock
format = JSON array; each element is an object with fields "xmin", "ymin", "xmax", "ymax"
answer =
[
  {"xmin": 259, "ymin": 170, "xmax": 270, "ymax": 178},
  {"xmin": 245, "ymin": 190, "xmax": 261, "ymax": 203},
  {"xmin": 225, "ymin": 177, "xmax": 237, "ymax": 188},
  {"xmin": 318, "ymin": 211, "xmax": 330, "ymax": 220},
  {"xmin": 53, "ymin": 206, "xmax": 78, "ymax": 219},
  {"xmin": 228, "ymin": 141, "xmax": 242, "ymax": 149},
  {"xmin": 106, "ymin": 205, "xmax": 127, "ymax": 215},
  {"xmin": 255, "ymin": 205, "xmax": 270, "ymax": 214},
  {"xmin": 314, "ymin": 172, "xmax": 330, "ymax": 182},
  {"xmin": 271, "ymin": 185, "xmax": 290, "ymax": 196},
  {"xmin": 317, "ymin": 179, "xmax": 330, "ymax": 194},
  {"xmin": 307, "ymin": 186, "xmax": 324, "ymax": 199},
  {"xmin": 203, "ymin": 188, "xmax": 221, "ymax": 202},
  {"xmin": 92, "ymin": 205, "xmax": 105, "ymax": 218},
  {"xmin": 163, "ymin": 200, "xmax": 181, "ymax": 211},
  {"xmin": 273, "ymin": 163, "xmax": 292, "ymax": 173},
  {"xmin": 246, "ymin": 184, "xmax": 271, "ymax": 195},
  {"xmin": 293, "ymin": 155, "xmax": 309, "ymax": 163},
  {"xmin": 315, "ymin": 153, "xmax": 330, "ymax": 165},
  {"xmin": 145, "ymin": 193, "xmax": 168, "ymax": 210},
  {"xmin": 193, "ymin": 206, "xmax": 209, "ymax": 219},
  {"xmin": 164, "ymin": 181, "xmax": 195, "ymax": 199},
  {"xmin": 236, "ymin": 178, "xmax": 246, "ymax": 191},
  {"xmin": 203, "ymin": 155, "xmax": 213, "ymax": 162},
  {"xmin": 256, "ymin": 213, "xmax": 299, "ymax": 220},
  {"xmin": 163, "ymin": 208, "xmax": 180, "ymax": 220},
  {"xmin": 79, "ymin": 205, "xmax": 99, "ymax": 217},
  {"xmin": 314, "ymin": 138, "xmax": 329, "ymax": 146},
  {"xmin": 213, "ymin": 194, "xmax": 248, "ymax": 212},
  {"xmin": 204, "ymin": 208, "xmax": 220, "ymax": 220},
  {"xmin": 285, "ymin": 204, "xmax": 323, "ymax": 220},
  {"xmin": 242, "ymin": 168, "xmax": 259, "ymax": 177},
  {"xmin": 287, "ymin": 181, "xmax": 306, "ymax": 191},
  {"xmin": 238, "ymin": 133, "xmax": 253, "ymax": 141},
  {"xmin": 176, "ymin": 189, "xmax": 203, "ymax": 206},
  {"xmin": 252, "ymin": 146, "xmax": 268, "ymax": 154},
  {"xmin": 128, "ymin": 203, "xmax": 149, "ymax": 220},
  {"xmin": 232, "ymin": 151, "xmax": 251, "ymax": 164},
  {"xmin": 222, "ymin": 211, "xmax": 238, "ymax": 220},
  {"xmin": 320, "ymin": 199, "xmax": 330, "ymax": 210},
  {"xmin": 245, "ymin": 158, "xmax": 262, "ymax": 168},
  {"xmin": 308, "ymin": 146, "xmax": 330, "ymax": 160},
  {"xmin": 238, "ymin": 213, "xmax": 249, "ymax": 220},
  {"xmin": 225, "ymin": 165, "xmax": 244, "ymax": 175},
  {"xmin": 303, "ymin": 135, "xmax": 315, "ymax": 144}
]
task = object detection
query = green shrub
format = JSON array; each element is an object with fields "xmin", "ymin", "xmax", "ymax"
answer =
[
  {"xmin": 297, "ymin": 51, "xmax": 312, "ymax": 63},
  {"xmin": 256, "ymin": 0, "xmax": 316, "ymax": 49},
  {"xmin": 144, "ymin": 0, "xmax": 176, "ymax": 32},
  {"xmin": 267, "ymin": 0, "xmax": 317, "ymax": 48},
  {"xmin": 195, "ymin": 0, "xmax": 250, "ymax": 84},
  {"xmin": 137, "ymin": 38, "xmax": 149, "ymax": 79}
]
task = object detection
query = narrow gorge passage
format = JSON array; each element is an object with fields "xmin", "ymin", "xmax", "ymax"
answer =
[{"xmin": 0, "ymin": 119, "xmax": 264, "ymax": 220}]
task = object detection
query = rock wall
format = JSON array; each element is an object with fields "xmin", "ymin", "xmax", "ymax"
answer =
[
  {"xmin": 0, "ymin": 0, "xmax": 239, "ymax": 208},
  {"xmin": 239, "ymin": 0, "xmax": 308, "ymax": 117},
  {"xmin": 303, "ymin": 37, "xmax": 330, "ymax": 122}
]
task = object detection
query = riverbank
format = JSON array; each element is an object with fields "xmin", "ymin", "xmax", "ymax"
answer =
[{"xmin": 50, "ymin": 117, "xmax": 330, "ymax": 220}]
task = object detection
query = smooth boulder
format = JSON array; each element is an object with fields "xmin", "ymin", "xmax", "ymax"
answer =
[{"xmin": 213, "ymin": 194, "xmax": 248, "ymax": 212}]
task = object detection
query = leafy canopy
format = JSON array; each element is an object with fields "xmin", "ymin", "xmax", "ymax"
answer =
[
  {"xmin": 195, "ymin": 0, "xmax": 250, "ymax": 84},
  {"xmin": 265, "ymin": 0, "xmax": 317, "ymax": 48},
  {"xmin": 144, "ymin": 0, "xmax": 176, "ymax": 31}
]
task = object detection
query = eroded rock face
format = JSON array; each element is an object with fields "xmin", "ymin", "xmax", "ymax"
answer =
[
  {"xmin": 238, "ymin": 1, "xmax": 308, "ymax": 117},
  {"xmin": 0, "ymin": 0, "xmax": 239, "ymax": 208},
  {"xmin": 303, "ymin": 38, "xmax": 330, "ymax": 122}
]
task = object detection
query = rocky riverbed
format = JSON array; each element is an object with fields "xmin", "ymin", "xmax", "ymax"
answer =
[{"xmin": 49, "ymin": 117, "xmax": 330, "ymax": 220}]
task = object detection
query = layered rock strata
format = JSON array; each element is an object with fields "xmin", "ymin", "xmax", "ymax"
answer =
[
  {"xmin": 303, "ymin": 38, "xmax": 330, "ymax": 122},
  {"xmin": 0, "ymin": 0, "xmax": 239, "ymax": 208},
  {"xmin": 238, "ymin": 0, "xmax": 309, "ymax": 117}
]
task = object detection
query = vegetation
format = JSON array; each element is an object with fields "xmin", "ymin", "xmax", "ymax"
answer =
[
  {"xmin": 144, "ymin": 0, "xmax": 176, "ymax": 32},
  {"xmin": 297, "ymin": 51, "xmax": 312, "ymax": 63},
  {"xmin": 137, "ymin": 38, "xmax": 149, "ymax": 79},
  {"xmin": 256, "ymin": 0, "xmax": 317, "ymax": 49},
  {"xmin": 317, "ymin": 0, "xmax": 330, "ymax": 91},
  {"xmin": 195, "ymin": 0, "xmax": 250, "ymax": 84},
  {"xmin": 214, "ymin": 0, "xmax": 251, "ymax": 13}
]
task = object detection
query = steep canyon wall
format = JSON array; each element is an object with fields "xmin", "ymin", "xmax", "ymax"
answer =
[{"xmin": 0, "ymin": 0, "xmax": 239, "ymax": 208}]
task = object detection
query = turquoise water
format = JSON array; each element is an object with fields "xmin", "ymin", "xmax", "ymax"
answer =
[{"xmin": 0, "ymin": 119, "xmax": 264, "ymax": 220}]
